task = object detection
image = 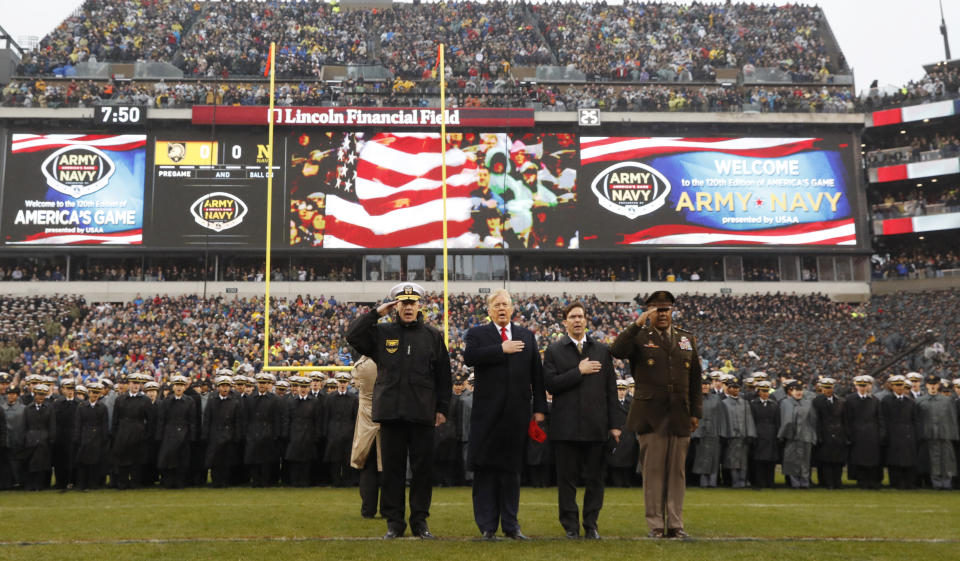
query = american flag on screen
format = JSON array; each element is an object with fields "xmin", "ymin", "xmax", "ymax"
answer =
[{"xmin": 323, "ymin": 133, "xmax": 479, "ymax": 248}]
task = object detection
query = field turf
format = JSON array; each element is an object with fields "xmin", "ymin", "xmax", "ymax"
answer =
[{"xmin": 1, "ymin": 486, "xmax": 957, "ymax": 560}]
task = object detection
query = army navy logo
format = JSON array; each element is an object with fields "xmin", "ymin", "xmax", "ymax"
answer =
[
  {"xmin": 190, "ymin": 192, "xmax": 248, "ymax": 231},
  {"xmin": 591, "ymin": 162, "xmax": 671, "ymax": 219},
  {"xmin": 40, "ymin": 146, "xmax": 115, "ymax": 198},
  {"xmin": 385, "ymin": 339, "xmax": 399, "ymax": 354},
  {"xmin": 403, "ymin": 285, "xmax": 414, "ymax": 296},
  {"xmin": 647, "ymin": 358, "xmax": 655, "ymax": 366},
  {"xmin": 167, "ymin": 142, "xmax": 187, "ymax": 163}
]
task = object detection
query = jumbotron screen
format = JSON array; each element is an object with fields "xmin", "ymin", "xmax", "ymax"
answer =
[
  {"xmin": 577, "ymin": 135, "xmax": 860, "ymax": 247},
  {"xmin": 0, "ymin": 129, "xmax": 864, "ymax": 250}
]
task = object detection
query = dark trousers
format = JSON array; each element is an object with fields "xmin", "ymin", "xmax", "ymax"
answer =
[
  {"xmin": 359, "ymin": 446, "xmax": 382, "ymax": 518},
  {"xmin": 114, "ymin": 464, "xmax": 142, "ymax": 490},
  {"xmin": 853, "ymin": 465, "xmax": 881, "ymax": 489},
  {"xmin": 0, "ymin": 451, "xmax": 19, "ymax": 490},
  {"xmin": 888, "ymin": 466, "xmax": 916, "ymax": 489},
  {"xmin": 53, "ymin": 455, "xmax": 74, "ymax": 489},
  {"xmin": 210, "ymin": 466, "xmax": 232, "ymax": 488},
  {"xmin": 608, "ymin": 466, "xmax": 634, "ymax": 488},
  {"xmin": 818, "ymin": 462, "xmax": 844, "ymax": 489},
  {"xmin": 472, "ymin": 467, "xmax": 521, "ymax": 534},
  {"xmin": 24, "ymin": 470, "xmax": 50, "ymax": 491},
  {"xmin": 751, "ymin": 460, "xmax": 776, "ymax": 488},
  {"xmin": 249, "ymin": 462, "xmax": 277, "ymax": 487},
  {"xmin": 75, "ymin": 464, "xmax": 104, "ymax": 490},
  {"xmin": 287, "ymin": 461, "xmax": 311, "ymax": 487},
  {"xmin": 161, "ymin": 467, "xmax": 188, "ymax": 489},
  {"xmin": 527, "ymin": 464, "xmax": 552, "ymax": 487},
  {"xmin": 329, "ymin": 460, "xmax": 355, "ymax": 487},
  {"xmin": 380, "ymin": 421, "xmax": 434, "ymax": 534},
  {"xmin": 554, "ymin": 440, "xmax": 606, "ymax": 533}
]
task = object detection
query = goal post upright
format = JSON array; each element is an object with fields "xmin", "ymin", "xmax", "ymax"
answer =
[{"xmin": 261, "ymin": 41, "xmax": 350, "ymax": 373}]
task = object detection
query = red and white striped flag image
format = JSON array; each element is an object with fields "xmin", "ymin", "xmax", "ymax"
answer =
[{"xmin": 323, "ymin": 133, "xmax": 481, "ymax": 248}]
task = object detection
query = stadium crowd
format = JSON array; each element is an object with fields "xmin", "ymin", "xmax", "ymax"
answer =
[
  {"xmin": 534, "ymin": 1, "xmax": 838, "ymax": 82},
  {"xmin": 864, "ymin": 68, "xmax": 960, "ymax": 111},
  {"xmin": 16, "ymin": 1, "xmax": 844, "ymax": 82},
  {"xmin": 865, "ymin": 133, "xmax": 960, "ymax": 168},
  {"xmin": 870, "ymin": 186, "xmax": 960, "ymax": 219},
  {"xmin": 0, "ymin": 76, "xmax": 859, "ymax": 114},
  {"xmin": 0, "ymin": 289, "xmax": 957, "ymax": 491}
]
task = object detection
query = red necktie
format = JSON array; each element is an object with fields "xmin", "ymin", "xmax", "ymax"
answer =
[{"xmin": 500, "ymin": 327, "xmax": 508, "ymax": 341}]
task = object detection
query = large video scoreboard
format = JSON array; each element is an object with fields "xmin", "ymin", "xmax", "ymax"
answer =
[
  {"xmin": 150, "ymin": 134, "xmax": 282, "ymax": 248},
  {"xmin": 0, "ymin": 126, "xmax": 868, "ymax": 252}
]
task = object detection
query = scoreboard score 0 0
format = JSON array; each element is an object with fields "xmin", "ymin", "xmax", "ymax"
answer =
[{"xmin": 148, "ymin": 135, "xmax": 282, "ymax": 248}]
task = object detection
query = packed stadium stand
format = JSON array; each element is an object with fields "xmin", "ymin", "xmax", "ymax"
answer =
[{"xmin": 0, "ymin": 0, "xmax": 958, "ymax": 496}]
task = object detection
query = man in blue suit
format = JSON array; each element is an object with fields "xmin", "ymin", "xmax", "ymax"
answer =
[{"xmin": 464, "ymin": 289, "xmax": 548, "ymax": 540}]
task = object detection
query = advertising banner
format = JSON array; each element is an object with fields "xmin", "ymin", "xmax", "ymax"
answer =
[
  {"xmin": 578, "ymin": 136, "xmax": 858, "ymax": 247},
  {"xmin": 192, "ymin": 106, "xmax": 535, "ymax": 128},
  {"xmin": 1, "ymin": 134, "xmax": 146, "ymax": 244}
]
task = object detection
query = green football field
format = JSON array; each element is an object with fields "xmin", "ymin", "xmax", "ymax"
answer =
[{"xmin": 1, "ymin": 486, "xmax": 957, "ymax": 561}]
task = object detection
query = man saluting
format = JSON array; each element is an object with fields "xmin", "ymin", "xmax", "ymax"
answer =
[
  {"xmin": 611, "ymin": 291, "xmax": 702, "ymax": 539},
  {"xmin": 347, "ymin": 283, "xmax": 451, "ymax": 540}
]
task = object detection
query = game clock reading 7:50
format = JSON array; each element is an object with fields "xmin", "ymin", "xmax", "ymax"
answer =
[{"xmin": 94, "ymin": 105, "xmax": 146, "ymax": 126}]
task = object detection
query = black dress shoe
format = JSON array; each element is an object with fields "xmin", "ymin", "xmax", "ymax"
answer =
[
  {"xmin": 481, "ymin": 530, "xmax": 499, "ymax": 541},
  {"xmin": 505, "ymin": 531, "xmax": 528, "ymax": 540},
  {"xmin": 383, "ymin": 529, "xmax": 403, "ymax": 539},
  {"xmin": 584, "ymin": 528, "xmax": 601, "ymax": 540},
  {"xmin": 647, "ymin": 528, "xmax": 665, "ymax": 538},
  {"xmin": 565, "ymin": 529, "xmax": 579, "ymax": 539},
  {"xmin": 413, "ymin": 528, "xmax": 436, "ymax": 540},
  {"xmin": 666, "ymin": 529, "xmax": 691, "ymax": 540}
]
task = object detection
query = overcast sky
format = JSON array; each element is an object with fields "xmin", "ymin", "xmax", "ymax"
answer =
[{"xmin": 0, "ymin": 0, "xmax": 956, "ymax": 92}]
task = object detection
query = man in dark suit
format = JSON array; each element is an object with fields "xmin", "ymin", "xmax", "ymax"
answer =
[
  {"xmin": 111, "ymin": 373, "xmax": 154, "ymax": 490},
  {"xmin": 880, "ymin": 375, "xmax": 919, "ymax": 489},
  {"xmin": 843, "ymin": 375, "xmax": 884, "ymax": 489},
  {"xmin": 812, "ymin": 377, "xmax": 846, "ymax": 489},
  {"xmin": 203, "ymin": 375, "xmax": 243, "ymax": 487},
  {"xmin": 748, "ymin": 381, "xmax": 780, "ymax": 489},
  {"xmin": 347, "ymin": 282, "xmax": 452, "ymax": 540},
  {"xmin": 464, "ymin": 289, "xmax": 547, "ymax": 541},
  {"xmin": 73, "ymin": 381, "xmax": 109, "ymax": 490},
  {"xmin": 244, "ymin": 373, "xmax": 284, "ymax": 487},
  {"xmin": 52, "ymin": 378, "xmax": 79, "ymax": 489},
  {"xmin": 543, "ymin": 301, "xmax": 619, "ymax": 539},
  {"xmin": 21, "ymin": 383, "xmax": 56, "ymax": 490},
  {"xmin": 284, "ymin": 376, "xmax": 325, "ymax": 487},
  {"xmin": 324, "ymin": 372, "xmax": 358, "ymax": 487},
  {"xmin": 607, "ymin": 379, "xmax": 637, "ymax": 488},
  {"xmin": 156, "ymin": 375, "xmax": 197, "ymax": 489},
  {"xmin": 611, "ymin": 291, "xmax": 702, "ymax": 539}
]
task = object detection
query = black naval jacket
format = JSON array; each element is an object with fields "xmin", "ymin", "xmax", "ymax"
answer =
[
  {"xmin": 347, "ymin": 309, "xmax": 452, "ymax": 426},
  {"xmin": 73, "ymin": 400, "xmax": 110, "ymax": 466},
  {"xmin": 111, "ymin": 392, "xmax": 154, "ymax": 467},
  {"xmin": 156, "ymin": 395, "xmax": 197, "ymax": 470}
]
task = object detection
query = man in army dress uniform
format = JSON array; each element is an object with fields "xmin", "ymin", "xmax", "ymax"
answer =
[{"xmin": 611, "ymin": 291, "xmax": 702, "ymax": 539}]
